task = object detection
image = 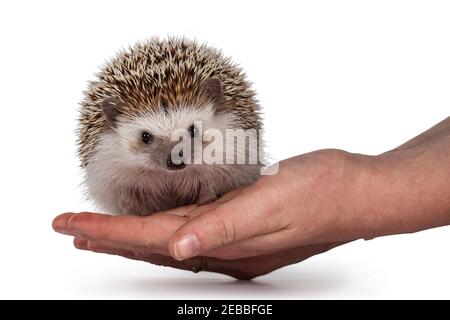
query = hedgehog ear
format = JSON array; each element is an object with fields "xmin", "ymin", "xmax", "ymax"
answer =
[
  {"xmin": 201, "ymin": 78, "xmax": 223, "ymax": 111},
  {"xmin": 102, "ymin": 98, "xmax": 123, "ymax": 127}
]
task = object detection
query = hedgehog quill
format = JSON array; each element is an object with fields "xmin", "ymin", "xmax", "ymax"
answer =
[{"xmin": 78, "ymin": 38, "xmax": 264, "ymax": 216}]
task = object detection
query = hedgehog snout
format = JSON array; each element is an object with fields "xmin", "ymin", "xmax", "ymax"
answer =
[{"xmin": 166, "ymin": 149, "xmax": 185, "ymax": 170}]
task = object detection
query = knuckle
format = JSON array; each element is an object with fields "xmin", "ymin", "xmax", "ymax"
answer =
[
  {"xmin": 100, "ymin": 216, "xmax": 112, "ymax": 235},
  {"xmin": 212, "ymin": 215, "xmax": 236, "ymax": 246},
  {"xmin": 139, "ymin": 219, "xmax": 154, "ymax": 249}
]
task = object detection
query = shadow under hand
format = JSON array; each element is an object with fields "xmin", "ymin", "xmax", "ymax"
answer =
[{"xmin": 102, "ymin": 263, "xmax": 348, "ymax": 299}]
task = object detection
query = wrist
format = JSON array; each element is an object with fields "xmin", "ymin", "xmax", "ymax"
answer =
[
  {"xmin": 342, "ymin": 146, "xmax": 450, "ymax": 241},
  {"xmin": 301, "ymin": 150, "xmax": 382, "ymax": 243},
  {"xmin": 346, "ymin": 153, "xmax": 395, "ymax": 240},
  {"xmin": 326, "ymin": 151, "xmax": 385, "ymax": 241}
]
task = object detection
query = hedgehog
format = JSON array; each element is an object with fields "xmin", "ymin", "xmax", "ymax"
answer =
[{"xmin": 78, "ymin": 37, "xmax": 264, "ymax": 216}]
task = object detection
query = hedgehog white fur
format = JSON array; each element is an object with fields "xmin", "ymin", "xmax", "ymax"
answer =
[{"xmin": 78, "ymin": 37, "xmax": 263, "ymax": 215}]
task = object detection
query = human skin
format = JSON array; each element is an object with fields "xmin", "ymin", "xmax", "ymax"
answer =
[{"xmin": 53, "ymin": 117, "xmax": 450, "ymax": 279}]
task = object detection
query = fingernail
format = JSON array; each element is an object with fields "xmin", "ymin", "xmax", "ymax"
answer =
[{"xmin": 174, "ymin": 234, "xmax": 200, "ymax": 260}]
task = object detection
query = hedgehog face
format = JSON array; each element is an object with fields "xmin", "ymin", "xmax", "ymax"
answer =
[
  {"xmin": 111, "ymin": 104, "xmax": 233, "ymax": 172},
  {"xmin": 98, "ymin": 78, "xmax": 237, "ymax": 172}
]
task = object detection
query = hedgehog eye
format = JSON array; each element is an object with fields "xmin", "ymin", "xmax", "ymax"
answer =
[
  {"xmin": 141, "ymin": 131, "xmax": 153, "ymax": 144},
  {"xmin": 188, "ymin": 124, "xmax": 197, "ymax": 138}
]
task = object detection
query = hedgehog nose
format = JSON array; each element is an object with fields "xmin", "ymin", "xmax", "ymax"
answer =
[{"xmin": 167, "ymin": 150, "xmax": 185, "ymax": 170}]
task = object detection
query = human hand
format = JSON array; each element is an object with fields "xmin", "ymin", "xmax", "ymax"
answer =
[
  {"xmin": 165, "ymin": 117, "xmax": 450, "ymax": 262},
  {"xmin": 52, "ymin": 210, "xmax": 342, "ymax": 279},
  {"xmin": 53, "ymin": 149, "xmax": 360, "ymax": 278},
  {"xmin": 166, "ymin": 149, "xmax": 368, "ymax": 261},
  {"xmin": 53, "ymin": 117, "xmax": 450, "ymax": 279}
]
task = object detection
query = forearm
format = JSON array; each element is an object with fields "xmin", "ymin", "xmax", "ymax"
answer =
[
  {"xmin": 346, "ymin": 118, "xmax": 450, "ymax": 240},
  {"xmin": 391, "ymin": 116, "xmax": 450, "ymax": 152}
]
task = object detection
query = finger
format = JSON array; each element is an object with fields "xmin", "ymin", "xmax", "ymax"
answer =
[
  {"xmin": 206, "ymin": 232, "xmax": 347, "ymax": 260},
  {"xmin": 72, "ymin": 232, "xmax": 169, "ymax": 255},
  {"xmin": 74, "ymin": 238, "xmax": 155, "ymax": 262},
  {"xmin": 76, "ymin": 239, "xmax": 209, "ymax": 274},
  {"xmin": 140, "ymin": 254, "xmax": 206, "ymax": 272},
  {"xmin": 182, "ymin": 187, "xmax": 248, "ymax": 219},
  {"xmin": 164, "ymin": 204, "xmax": 198, "ymax": 216},
  {"xmin": 132, "ymin": 253, "xmax": 259, "ymax": 279},
  {"xmin": 204, "ymin": 229, "xmax": 295, "ymax": 260},
  {"xmin": 85, "ymin": 241, "xmax": 137, "ymax": 258},
  {"xmin": 73, "ymin": 237, "xmax": 163, "ymax": 260},
  {"xmin": 183, "ymin": 201, "xmax": 221, "ymax": 219},
  {"xmin": 215, "ymin": 187, "xmax": 247, "ymax": 203},
  {"xmin": 72, "ymin": 235, "xmax": 262, "ymax": 280},
  {"xmin": 61, "ymin": 212, "xmax": 186, "ymax": 251},
  {"xmin": 149, "ymin": 243, "xmax": 344, "ymax": 280},
  {"xmin": 169, "ymin": 186, "xmax": 287, "ymax": 261},
  {"xmin": 53, "ymin": 212, "xmax": 76, "ymax": 235},
  {"xmin": 73, "ymin": 238, "xmax": 88, "ymax": 250}
]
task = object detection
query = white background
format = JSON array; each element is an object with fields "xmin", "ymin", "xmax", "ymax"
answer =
[{"xmin": 0, "ymin": 0, "xmax": 449, "ymax": 299}]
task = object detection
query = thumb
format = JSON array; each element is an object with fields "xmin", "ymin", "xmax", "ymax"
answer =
[{"xmin": 168, "ymin": 190, "xmax": 280, "ymax": 260}]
